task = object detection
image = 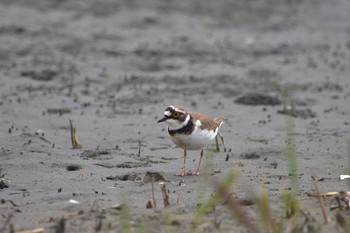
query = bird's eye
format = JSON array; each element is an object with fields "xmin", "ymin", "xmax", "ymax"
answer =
[{"xmin": 172, "ymin": 112, "xmax": 180, "ymax": 118}]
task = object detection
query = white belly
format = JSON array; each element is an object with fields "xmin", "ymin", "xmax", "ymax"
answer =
[{"xmin": 170, "ymin": 127, "xmax": 218, "ymax": 150}]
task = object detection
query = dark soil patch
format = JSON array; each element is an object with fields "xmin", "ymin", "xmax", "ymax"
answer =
[{"xmin": 235, "ymin": 93, "xmax": 282, "ymax": 106}]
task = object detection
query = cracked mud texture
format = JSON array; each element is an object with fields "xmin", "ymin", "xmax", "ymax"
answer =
[{"xmin": 1, "ymin": 0, "xmax": 350, "ymax": 232}]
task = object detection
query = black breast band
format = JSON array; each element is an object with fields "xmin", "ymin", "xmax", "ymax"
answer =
[{"xmin": 168, "ymin": 116, "xmax": 194, "ymax": 136}]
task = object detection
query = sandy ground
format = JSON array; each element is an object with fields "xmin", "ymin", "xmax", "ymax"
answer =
[{"xmin": 1, "ymin": 0, "xmax": 350, "ymax": 232}]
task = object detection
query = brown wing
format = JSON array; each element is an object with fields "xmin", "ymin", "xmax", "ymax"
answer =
[{"xmin": 189, "ymin": 111, "xmax": 225, "ymax": 131}]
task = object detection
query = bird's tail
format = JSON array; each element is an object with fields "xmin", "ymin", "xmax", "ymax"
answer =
[{"xmin": 214, "ymin": 117, "xmax": 227, "ymax": 127}]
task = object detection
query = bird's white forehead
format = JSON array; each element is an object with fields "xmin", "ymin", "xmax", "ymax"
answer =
[
  {"xmin": 164, "ymin": 110, "xmax": 171, "ymax": 116},
  {"xmin": 163, "ymin": 106, "xmax": 186, "ymax": 117}
]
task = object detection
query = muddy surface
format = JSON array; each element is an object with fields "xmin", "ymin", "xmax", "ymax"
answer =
[{"xmin": 1, "ymin": 0, "xmax": 350, "ymax": 232}]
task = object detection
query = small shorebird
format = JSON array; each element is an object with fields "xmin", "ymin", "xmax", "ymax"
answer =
[{"xmin": 158, "ymin": 105, "xmax": 226, "ymax": 176}]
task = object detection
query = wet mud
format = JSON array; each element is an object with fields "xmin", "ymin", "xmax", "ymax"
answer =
[{"xmin": 1, "ymin": 0, "xmax": 350, "ymax": 232}]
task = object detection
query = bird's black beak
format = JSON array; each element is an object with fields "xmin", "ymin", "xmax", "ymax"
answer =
[{"xmin": 157, "ymin": 117, "xmax": 167, "ymax": 123}]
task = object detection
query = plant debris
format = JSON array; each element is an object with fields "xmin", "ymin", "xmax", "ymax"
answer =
[
  {"xmin": 334, "ymin": 191, "xmax": 350, "ymax": 211},
  {"xmin": 69, "ymin": 119, "xmax": 82, "ymax": 149}
]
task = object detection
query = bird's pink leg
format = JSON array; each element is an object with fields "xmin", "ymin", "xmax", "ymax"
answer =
[
  {"xmin": 192, "ymin": 149, "xmax": 204, "ymax": 176},
  {"xmin": 176, "ymin": 149, "xmax": 187, "ymax": 176}
]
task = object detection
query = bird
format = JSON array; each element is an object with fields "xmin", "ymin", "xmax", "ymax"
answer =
[{"xmin": 158, "ymin": 105, "xmax": 226, "ymax": 176}]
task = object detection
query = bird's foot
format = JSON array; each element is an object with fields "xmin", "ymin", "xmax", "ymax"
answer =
[
  {"xmin": 176, "ymin": 170, "xmax": 199, "ymax": 176},
  {"xmin": 176, "ymin": 170, "xmax": 187, "ymax": 177},
  {"xmin": 190, "ymin": 170, "xmax": 199, "ymax": 176}
]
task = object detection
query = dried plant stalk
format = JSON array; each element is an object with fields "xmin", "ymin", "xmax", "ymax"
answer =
[
  {"xmin": 17, "ymin": 227, "xmax": 45, "ymax": 233},
  {"xmin": 69, "ymin": 119, "xmax": 82, "ymax": 149},
  {"xmin": 307, "ymin": 191, "xmax": 350, "ymax": 197},
  {"xmin": 160, "ymin": 182, "xmax": 169, "ymax": 208}
]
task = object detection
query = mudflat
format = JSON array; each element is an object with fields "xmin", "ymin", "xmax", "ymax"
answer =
[{"xmin": 1, "ymin": 0, "xmax": 350, "ymax": 232}]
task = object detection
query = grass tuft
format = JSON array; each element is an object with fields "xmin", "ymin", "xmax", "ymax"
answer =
[{"xmin": 119, "ymin": 204, "xmax": 132, "ymax": 233}]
